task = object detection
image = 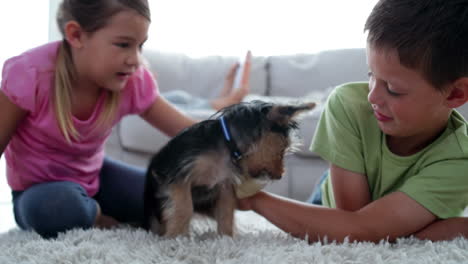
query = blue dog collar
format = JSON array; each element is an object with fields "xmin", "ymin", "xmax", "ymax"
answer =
[{"xmin": 220, "ymin": 116, "xmax": 242, "ymax": 161}]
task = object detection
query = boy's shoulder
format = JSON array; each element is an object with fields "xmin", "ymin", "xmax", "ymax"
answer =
[
  {"xmin": 414, "ymin": 111, "xmax": 468, "ymax": 165},
  {"xmin": 328, "ymin": 82, "xmax": 372, "ymax": 121},
  {"xmin": 448, "ymin": 111, "xmax": 468, "ymax": 155},
  {"xmin": 331, "ymin": 82, "xmax": 369, "ymax": 105},
  {"xmin": 335, "ymin": 81, "xmax": 369, "ymax": 91}
]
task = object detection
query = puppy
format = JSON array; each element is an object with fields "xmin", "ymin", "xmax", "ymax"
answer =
[{"xmin": 143, "ymin": 100, "xmax": 315, "ymax": 237}]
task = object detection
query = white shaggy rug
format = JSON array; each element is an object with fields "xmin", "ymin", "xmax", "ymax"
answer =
[{"xmin": 0, "ymin": 211, "xmax": 467, "ymax": 264}]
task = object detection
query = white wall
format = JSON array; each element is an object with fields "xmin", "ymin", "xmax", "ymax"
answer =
[
  {"xmin": 47, "ymin": 0, "xmax": 378, "ymax": 57},
  {"xmin": 49, "ymin": 0, "xmax": 62, "ymax": 41},
  {"xmin": 147, "ymin": 0, "xmax": 378, "ymax": 57},
  {"xmin": 0, "ymin": 2, "xmax": 49, "ymax": 76}
]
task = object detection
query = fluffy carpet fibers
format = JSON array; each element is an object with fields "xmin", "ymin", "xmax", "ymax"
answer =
[{"xmin": 0, "ymin": 211, "xmax": 467, "ymax": 264}]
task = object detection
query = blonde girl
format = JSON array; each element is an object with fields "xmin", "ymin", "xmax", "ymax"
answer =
[{"xmin": 0, "ymin": 0, "xmax": 196, "ymax": 238}]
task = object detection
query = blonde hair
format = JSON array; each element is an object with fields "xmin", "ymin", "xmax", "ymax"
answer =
[
  {"xmin": 54, "ymin": 41, "xmax": 121, "ymax": 142},
  {"xmin": 54, "ymin": 0, "xmax": 150, "ymax": 143}
]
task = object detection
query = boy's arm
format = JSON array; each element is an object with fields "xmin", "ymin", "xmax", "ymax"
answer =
[
  {"xmin": 414, "ymin": 216, "xmax": 468, "ymax": 241},
  {"xmin": 330, "ymin": 164, "xmax": 468, "ymax": 242},
  {"xmin": 242, "ymin": 190, "xmax": 436, "ymax": 243},
  {"xmin": 330, "ymin": 164, "xmax": 371, "ymax": 211}
]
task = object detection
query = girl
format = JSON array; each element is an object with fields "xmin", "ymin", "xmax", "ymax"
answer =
[{"xmin": 0, "ymin": 0, "xmax": 250, "ymax": 238}]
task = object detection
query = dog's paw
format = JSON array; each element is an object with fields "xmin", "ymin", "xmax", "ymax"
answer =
[{"xmin": 235, "ymin": 178, "xmax": 269, "ymax": 198}]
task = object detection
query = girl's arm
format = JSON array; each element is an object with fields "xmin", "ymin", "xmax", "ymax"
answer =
[
  {"xmin": 140, "ymin": 96, "xmax": 196, "ymax": 137},
  {"xmin": 239, "ymin": 190, "xmax": 436, "ymax": 243},
  {"xmin": 0, "ymin": 91, "xmax": 27, "ymax": 157},
  {"xmin": 330, "ymin": 164, "xmax": 371, "ymax": 211}
]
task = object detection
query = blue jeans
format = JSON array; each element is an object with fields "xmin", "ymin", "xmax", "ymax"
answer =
[
  {"xmin": 12, "ymin": 157, "xmax": 146, "ymax": 238},
  {"xmin": 306, "ymin": 171, "xmax": 328, "ymax": 205}
]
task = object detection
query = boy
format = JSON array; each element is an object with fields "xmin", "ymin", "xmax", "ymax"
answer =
[{"xmin": 237, "ymin": 0, "xmax": 468, "ymax": 242}]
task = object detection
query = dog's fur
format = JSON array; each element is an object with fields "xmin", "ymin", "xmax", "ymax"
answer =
[{"xmin": 143, "ymin": 100, "xmax": 315, "ymax": 237}]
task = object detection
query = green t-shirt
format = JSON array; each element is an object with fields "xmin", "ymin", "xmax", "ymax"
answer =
[{"xmin": 310, "ymin": 82, "xmax": 468, "ymax": 219}]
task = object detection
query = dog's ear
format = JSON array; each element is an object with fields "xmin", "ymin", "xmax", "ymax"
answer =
[{"xmin": 267, "ymin": 102, "xmax": 316, "ymax": 125}]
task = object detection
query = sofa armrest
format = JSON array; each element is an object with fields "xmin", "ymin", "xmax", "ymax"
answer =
[{"xmin": 118, "ymin": 109, "xmax": 216, "ymax": 155}]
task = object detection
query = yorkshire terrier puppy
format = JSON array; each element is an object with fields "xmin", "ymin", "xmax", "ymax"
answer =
[{"xmin": 143, "ymin": 100, "xmax": 315, "ymax": 237}]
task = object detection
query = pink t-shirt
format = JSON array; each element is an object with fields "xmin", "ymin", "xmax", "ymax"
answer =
[{"xmin": 0, "ymin": 41, "xmax": 159, "ymax": 196}]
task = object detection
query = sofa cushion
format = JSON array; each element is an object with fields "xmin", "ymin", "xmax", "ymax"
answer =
[
  {"xmin": 268, "ymin": 48, "xmax": 369, "ymax": 97},
  {"xmin": 457, "ymin": 103, "xmax": 468, "ymax": 120},
  {"xmin": 142, "ymin": 49, "xmax": 269, "ymax": 97}
]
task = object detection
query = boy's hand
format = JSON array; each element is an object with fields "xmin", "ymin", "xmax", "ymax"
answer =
[
  {"xmin": 235, "ymin": 177, "xmax": 268, "ymax": 199},
  {"xmin": 237, "ymin": 196, "xmax": 254, "ymax": 211},
  {"xmin": 237, "ymin": 191, "xmax": 265, "ymax": 211}
]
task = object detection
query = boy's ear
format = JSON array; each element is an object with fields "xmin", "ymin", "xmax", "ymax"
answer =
[
  {"xmin": 64, "ymin": 21, "xmax": 85, "ymax": 49},
  {"xmin": 446, "ymin": 77, "xmax": 468, "ymax": 108}
]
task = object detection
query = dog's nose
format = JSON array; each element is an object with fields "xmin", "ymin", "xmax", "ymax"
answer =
[{"xmin": 272, "ymin": 162, "xmax": 285, "ymax": 179}]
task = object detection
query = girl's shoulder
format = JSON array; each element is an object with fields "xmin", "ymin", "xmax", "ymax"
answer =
[
  {"xmin": 124, "ymin": 66, "xmax": 157, "ymax": 96},
  {"xmin": 1, "ymin": 41, "xmax": 61, "ymax": 112},
  {"xmin": 119, "ymin": 66, "xmax": 159, "ymax": 115},
  {"xmin": 5, "ymin": 41, "xmax": 61, "ymax": 74}
]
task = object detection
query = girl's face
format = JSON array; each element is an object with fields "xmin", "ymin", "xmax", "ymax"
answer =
[
  {"xmin": 366, "ymin": 45, "xmax": 452, "ymax": 153},
  {"xmin": 75, "ymin": 9, "xmax": 149, "ymax": 92}
]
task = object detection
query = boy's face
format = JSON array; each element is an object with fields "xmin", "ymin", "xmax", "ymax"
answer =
[
  {"xmin": 75, "ymin": 10, "xmax": 149, "ymax": 92},
  {"xmin": 366, "ymin": 45, "xmax": 452, "ymax": 151}
]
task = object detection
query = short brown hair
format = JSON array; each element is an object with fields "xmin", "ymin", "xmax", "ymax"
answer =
[{"xmin": 365, "ymin": 0, "xmax": 468, "ymax": 90}]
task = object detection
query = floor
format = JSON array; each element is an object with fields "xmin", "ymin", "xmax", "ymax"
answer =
[{"xmin": 0, "ymin": 157, "xmax": 16, "ymax": 233}]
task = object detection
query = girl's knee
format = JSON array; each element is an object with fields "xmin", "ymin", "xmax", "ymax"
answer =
[{"xmin": 15, "ymin": 181, "xmax": 97, "ymax": 238}]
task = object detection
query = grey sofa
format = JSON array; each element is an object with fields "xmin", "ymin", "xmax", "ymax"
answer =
[{"xmin": 105, "ymin": 48, "xmax": 468, "ymax": 201}]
